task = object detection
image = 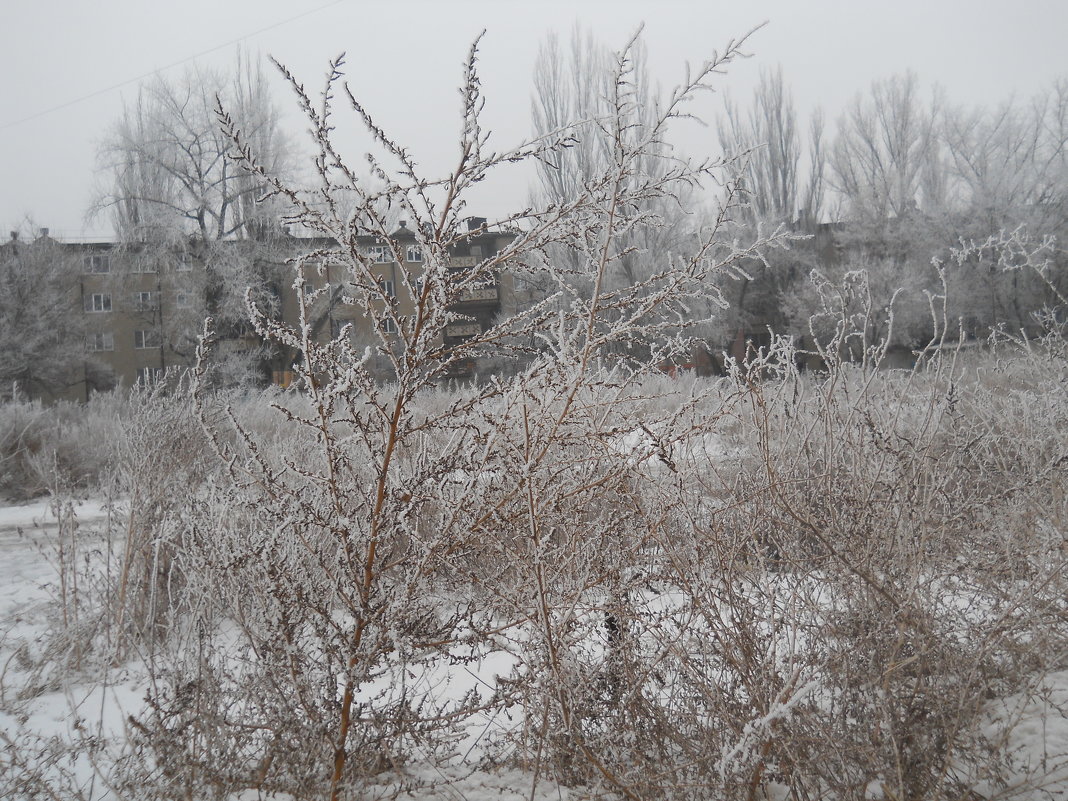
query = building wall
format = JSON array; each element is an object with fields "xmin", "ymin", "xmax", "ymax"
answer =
[
  {"xmin": 273, "ymin": 226, "xmax": 517, "ymax": 382},
  {"xmin": 75, "ymin": 244, "xmax": 202, "ymax": 398},
  {"xmin": 4, "ymin": 222, "xmax": 520, "ymax": 401}
]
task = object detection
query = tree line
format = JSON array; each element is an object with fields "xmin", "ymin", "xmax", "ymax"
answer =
[{"xmin": 529, "ymin": 29, "xmax": 1067, "ymax": 357}]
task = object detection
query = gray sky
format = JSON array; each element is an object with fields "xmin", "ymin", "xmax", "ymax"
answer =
[{"xmin": 3, "ymin": 0, "xmax": 1066, "ymax": 240}]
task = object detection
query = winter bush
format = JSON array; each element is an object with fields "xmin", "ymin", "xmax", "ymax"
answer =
[
  {"xmin": 0, "ymin": 393, "xmax": 126, "ymax": 501},
  {"xmin": 97, "ymin": 28, "xmax": 795, "ymax": 800}
]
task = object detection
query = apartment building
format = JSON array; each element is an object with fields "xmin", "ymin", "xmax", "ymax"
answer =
[
  {"xmin": 78, "ymin": 240, "xmax": 205, "ymax": 393},
  {"xmin": 1, "ymin": 219, "xmax": 517, "ymax": 401},
  {"xmin": 279, "ymin": 219, "xmax": 517, "ymax": 384}
]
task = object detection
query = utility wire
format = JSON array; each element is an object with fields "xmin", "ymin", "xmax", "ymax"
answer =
[{"xmin": 0, "ymin": 0, "xmax": 346, "ymax": 132}]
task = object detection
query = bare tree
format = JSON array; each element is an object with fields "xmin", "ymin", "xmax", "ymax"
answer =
[
  {"xmin": 943, "ymin": 81, "xmax": 1068, "ymax": 226},
  {"xmin": 96, "ymin": 53, "xmax": 291, "ymax": 244},
  {"xmin": 530, "ymin": 26, "xmax": 700, "ymax": 293},
  {"xmin": 718, "ymin": 66, "xmax": 825, "ymax": 224},
  {"xmin": 0, "ymin": 229, "xmax": 110, "ymax": 400},
  {"xmin": 712, "ymin": 69, "xmax": 826, "ymax": 352},
  {"xmin": 94, "ymin": 53, "xmax": 296, "ymax": 383},
  {"xmin": 830, "ymin": 72, "xmax": 941, "ymax": 220},
  {"xmin": 530, "ymin": 27, "xmax": 612, "ymax": 218},
  {"xmin": 806, "ymin": 107, "xmax": 827, "ymax": 221},
  {"xmin": 935, "ymin": 80, "xmax": 1068, "ymax": 336}
]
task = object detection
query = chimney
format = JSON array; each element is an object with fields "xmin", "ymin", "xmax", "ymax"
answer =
[
  {"xmin": 466, "ymin": 216, "xmax": 487, "ymax": 232},
  {"xmin": 398, "ymin": 220, "xmax": 407, "ymax": 229},
  {"xmin": 38, "ymin": 227, "xmax": 49, "ymax": 239},
  {"xmin": 9, "ymin": 232, "xmax": 16, "ymax": 242}
]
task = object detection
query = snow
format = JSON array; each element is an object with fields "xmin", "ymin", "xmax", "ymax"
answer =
[
  {"xmin": 978, "ymin": 672, "xmax": 1068, "ymax": 797},
  {"xmin": 607, "ymin": 424, "xmax": 746, "ymax": 473},
  {"xmin": 0, "ymin": 496, "xmax": 575, "ymax": 800},
  {"xmin": 226, "ymin": 766, "xmax": 580, "ymax": 801},
  {"xmin": 3, "ymin": 496, "xmax": 1068, "ymax": 799},
  {"xmin": 0, "ymin": 497, "xmax": 121, "ymax": 650},
  {"xmin": 0, "ymin": 497, "xmax": 113, "ymax": 529},
  {"xmin": 0, "ymin": 498, "xmax": 133, "ymax": 798}
]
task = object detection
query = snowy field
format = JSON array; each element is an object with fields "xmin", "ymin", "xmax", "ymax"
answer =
[
  {"xmin": 0, "ymin": 497, "xmax": 581, "ymax": 800},
  {"xmin": 2, "ymin": 492, "xmax": 1068, "ymax": 800},
  {"xmin": 2, "ymin": 340, "xmax": 1068, "ymax": 800}
]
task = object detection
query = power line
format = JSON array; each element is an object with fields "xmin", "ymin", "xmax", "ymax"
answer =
[{"xmin": 0, "ymin": 0, "xmax": 346, "ymax": 132}]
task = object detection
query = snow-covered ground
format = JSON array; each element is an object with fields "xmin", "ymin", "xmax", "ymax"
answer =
[
  {"xmin": 0, "ymin": 497, "xmax": 117, "ymax": 652},
  {"xmin": 0, "ymin": 498, "xmax": 578, "ymax": 800},
  {"xmin": 0, "ymin": 499, "xmax": 136, "ymax": 799},
  {"xmin": 2, "ymin": 497, "xmax": 1068, "ymax": 799}
]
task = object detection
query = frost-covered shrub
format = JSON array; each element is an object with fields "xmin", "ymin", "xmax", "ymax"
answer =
[
  {"xmin": 0, "ymin": 392, "xmax": 126, "ymax": 501},
  {"xmin": 685, "ymin": 325, "xmax": 1068, "ymax": 799},
  {"xmin": 103, "ymin": 28, "xmax": 794, "ymax": 801},
  {"xmin": 54, "ymin": 335, "xmax": 1068, "ymax": 801}
]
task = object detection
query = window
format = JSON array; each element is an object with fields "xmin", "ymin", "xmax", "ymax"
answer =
[
  {"xmin": 368, "ymin": 244, "xmax": 392, "ymax": 264},
  {"xmin": 381, "ymin": 317, "xmax": 398, "ymax": 334},
  {"xmin": 330, "ymin": 318, "xmax": 349, "ymax": 339},
  {"xmin": 134, "ymin": 329, "xmax": 162, "ymax": 349},
  {"xmin": 303, "ymin": 282, "xmax": 317, "ymax": 297},
  {"xmin": 175, "ymin": 291, "xmax": 192, "ymax": 309},
  {"xmin": 136, "ymin": 367, "xmax": 164, "ymax": 386},
  {"xmin": 84, "ymin": 293, "xmax": 111, "ymax": 313},
  {"xmin": 176, "ymin": 253, "xmax": 193, "ymax": 272},
  {"xmin": 378, "ymin": 279, "xmax": 395, "ymax": 299},
  {"xmin": 85, "ymin": 332, "xmax": 114, "ymax": 352},
  {"xmin": 83, "ymin": 254, "xmax": 110, "ymax": 274},
  {"xmin": 133, "ymin": 291, "xmax": 159, "ymax": 311},
  {"xmin": 130, "ymin": 259, "xmax": 157, "ymax": 274},
  {"xmin": 406, "ymin": 245, "xmax": 423, "ymax": 263},
  {"xmin": 470, "ymin": 244, "xmax": 483, "ymax": 258}
]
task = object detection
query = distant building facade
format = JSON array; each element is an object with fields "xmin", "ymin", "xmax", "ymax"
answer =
[
  {"xmin": 277, "ymin": 219, "xmax": 517, "ymax": 385},
  {"xmin": 0, "ymin": 219, "xmax": 517, "ymax": 402}
]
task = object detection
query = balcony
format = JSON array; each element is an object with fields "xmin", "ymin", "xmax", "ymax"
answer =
[
  {"xmin": 445, "ymin": 321, "xmax": 482, "ymax": 338},
  {"xmin": 454, "ymin": 285, "xmax": 499, "ymax": 304}
]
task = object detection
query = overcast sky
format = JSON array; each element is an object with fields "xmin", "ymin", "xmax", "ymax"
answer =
[{"xmin": 2, "ymin": 0, "xmax": 1066, "ymax": 241}]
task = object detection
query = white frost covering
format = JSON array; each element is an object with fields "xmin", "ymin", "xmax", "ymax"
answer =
[
  {"xmin": 977, "ymin": 671, "xmax": 1068, "ymax": 796},
  {"xmin": 2, "ymin": 497, "xmax": 1068, "ymax": 798},
  {"xmin": 0, "ymin": 497, "xmax": 571, "ymax": 800},
  {"xmin": 0, "ymin": 497, "xmax": 114, "ymax": 529},
  {"xmin": 607, "ymin": 424, "xmax": 745, "ymax": 470}
]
